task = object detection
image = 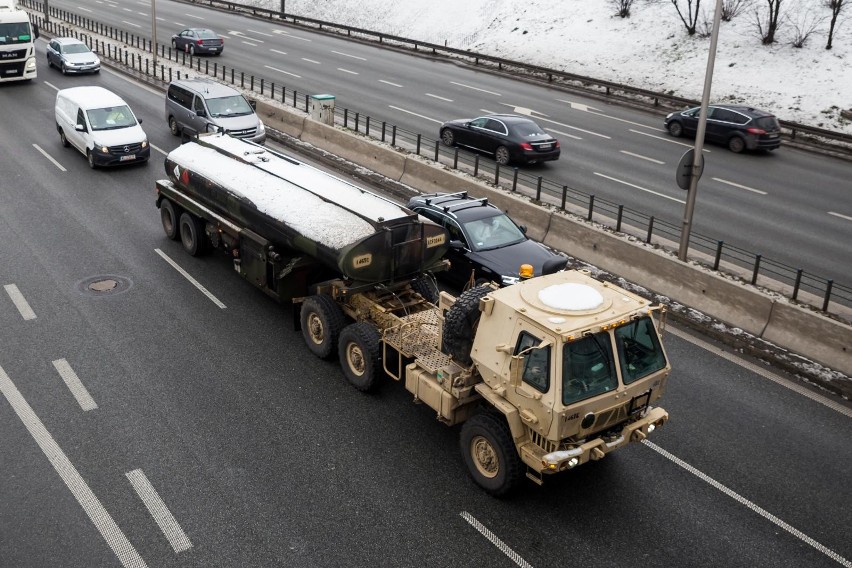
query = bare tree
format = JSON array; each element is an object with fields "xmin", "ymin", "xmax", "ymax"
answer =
[
  {"xmin": 671, "ymin": 0, "xmax": 703, "ymax": 34},
  {"xmin": 721, "ymin": 0, "xmax": 753, "ymax": 20},
  {"xmin": 790, "ymin": 9, "xmax": 826, "ymax": 47},
  {"xmin": 826, "ymin": 0, "xmax": 846, "ymax": 48},
  {"xmin": 754, "ymin": 0, "xmax": 784, "ymax": 44},
  {"xmin": 611, "ymin": 0, "xmax": 636, "ymax": 17}
]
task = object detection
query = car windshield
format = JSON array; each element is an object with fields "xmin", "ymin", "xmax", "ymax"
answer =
[
  {"xmin": 0, "ymin": 22, "xmax": 32, "ymax": 44},
  {"xmin": 87, "ymin": 106, "xmax": 137, "ymax": 130},
  {"xmin": 462, "ymin": 213, "xmax": 526, "ymax": 251},
  {"xmin": 614, "ymin": 317, "xmax": 668, "ymax": 384},
  {"xmin": 512, "ymin": 122, "xmax": 547, "ymax": 137},
  {"xmin": 63, "ymin": 44, "xmax": 92, "ymax": 54},
  {"xmin": 206, "ymin": 95, "xmax": 252, "ymax": 118},
  {"xmin": 562, "ymin": 332, "xmax": 618, "ymax": 406}
]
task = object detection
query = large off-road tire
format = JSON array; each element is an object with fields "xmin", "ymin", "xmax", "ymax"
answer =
[
  {"xmin": 460, "ymin": 412, "xmax": 523, "ymax": 496},
  {"xmin": 410, "ymin": 275, "xmax": 439, "ymax": 304},
  {"xmin": 441, "ymin": 128, "xmax": 455, "ymax": 147},
  {"xmin": 169, "ymin": 116, "xmax": 181, "ymax": 136},
  {"xmin": 160, "ymin": 199, "xmax": 181, "ymax": 240},
  {"xmin": 179, "ymin": 212, "xmax": 205, "ymax": 256},
  {"xmin": 667, "ymin": 121, "xmax": 684, "ymax": 138},
  {"xmin": 338, "ymin": 322, "xmax": 382, "ymax": 392},
  {"xmin": 300, "ymin": 295, "xmax": 346, "ymax": 360},
  {"xmin": 495, "ymin": 145, "xmax": 511, "ymax": 165},
  {"xmin": 728, "ymin": 136, "xmax": 746, "ymax": 153},
  {"xmin": 442, "ymin": 284, "xmax": 491, "ymax": 365}
]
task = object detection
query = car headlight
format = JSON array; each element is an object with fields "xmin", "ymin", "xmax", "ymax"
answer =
[
  {"xmin": 97, "ymin": 145, "xmax": 109, "ymax": 153},
  {"xmin": 258, "ymin": 120, "xmax": 265, "ymax": 132},
  {"xmin": 665, "ymin": 112, "xmax": 674, "ymax": 119},
  {"xmin": 501, "ymin": 275, "xmax": 520, "ymax": 286},
  {"xmin": 141, "ymin": 140, "xmax": 148, "ymax": 148}
]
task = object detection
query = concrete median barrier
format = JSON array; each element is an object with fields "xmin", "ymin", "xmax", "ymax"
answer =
[
  {"xmin": 256, "ymin": 101, "xmax": 306, "ymax": 139},
  {"xmin": 301, "ymin": 119, "xmax": 406, "ymax": 180}
]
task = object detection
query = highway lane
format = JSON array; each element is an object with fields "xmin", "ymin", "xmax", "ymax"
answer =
[{"xmin": 1, "ymin": 56, "xmax": 851, "ymax": 567}]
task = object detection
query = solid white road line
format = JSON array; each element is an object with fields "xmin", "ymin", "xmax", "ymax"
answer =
[
  {"xmin": 154, "ymin": 249, "xmax": 227, "ymax": 309},
  {"xmin": 126, "ymin": 469, "xmax": 193, "ymax": 554},
  {"xmin": 644, "ymin": 440, "xmax": 852, "ymax": 567},
  {"xmin": 712, "ymin": 177, "xmax": 767, "ymax": 195},
  {"xmin": 4, "ymin": 284, "xmax": 37, "ymax": 320},
  {"xmin": 32, "ymin": 144, "xmax": 67, "ymax": 172},
  {"xmin": 620, "ymin": 150, "xmax": 665, "ymax": 164},
  {"xmin": 0, "ymin": 365, "xmax": 148, "ymax": 568},
  {"xmin": 460, "ymin": 512, "xmax": 534, "ymax": 568},
  {"xmin": 52, "ymin": 359, "xmax": 98, "ymax": 412},
  {"xmin": 594, "ymin": 172, "xmax": 685, "ymax": 204},
  {"xmin": 388, "ymin": 105, "xmax": 443, "ymax": 124},
  {"xmin": 150, "ymin": 143, "xmax": 168, "ymax": 157},
  {"xmin": 544, "ymin": 127, "xmax": 582, "ymax": 141},
  {"xmin": 450, "ymin": 81, "xmax": 502, "ymax": 96}
]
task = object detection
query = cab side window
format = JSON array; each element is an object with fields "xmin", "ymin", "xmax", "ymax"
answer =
[{"xmin": 515, "ymin": 331, "xmax": 550, "ymax": 393}]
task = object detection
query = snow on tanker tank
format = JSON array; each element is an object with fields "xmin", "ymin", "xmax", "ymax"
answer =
[{"xmin": 163, "ymin": 133, "xmax": 448, "ymax": 285}]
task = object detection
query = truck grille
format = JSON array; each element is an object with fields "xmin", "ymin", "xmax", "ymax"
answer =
[
  {"xmin": 0, "ymin": 48, "xmax": 27, "ymax": 60},
  {"xmin": 0, "ymin": 61, "xmax": 26, "ymax": 77}
]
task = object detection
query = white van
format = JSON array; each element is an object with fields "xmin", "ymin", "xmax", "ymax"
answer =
[{"xmin": 55, "ymin": 86, "xmax": 150, "ymax": 168}]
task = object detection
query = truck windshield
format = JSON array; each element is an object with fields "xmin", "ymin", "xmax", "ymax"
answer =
[
  {"xmin": 614, "ymin": 317, "xmax": 667, "ymax": 384},
  {"xmin": 0, "ymin": 22, "xmax": 32, "ymax": 44},
  {"xmin": 562, "ymin": 332, "xmax": 618, "ymax": 405},
  {"xmin": 87, "ymin": 105, "xmax": 137, "ymax": 130},
  {"xmin": 206, "ymin": 95, "xmax": 253, "ymax": 118}
]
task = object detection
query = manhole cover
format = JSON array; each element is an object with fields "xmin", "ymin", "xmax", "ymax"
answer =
[{"xmin": 77, "ymin": 275, "xmax": 132, "ymax": 297}]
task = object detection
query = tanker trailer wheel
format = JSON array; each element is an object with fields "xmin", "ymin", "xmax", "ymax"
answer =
[
  {"xmin": 338, "ymin": 322, "xmax": 382, "ymax": 392},
  {"xmin": 160, "ymin": 200, "xmax": 182, "ymax": 240},
  {"xmin": 179, "ymin": 212, "xmax": 206, "ymax": 256},
  {"xmin": 460, "ymin": 412, "xmax": 522, "ymax": 496},
  {"xmin": 300, "ymin": 295, "xmax": 346, "ymax": 360},
  {"xmin": 442, "ymin": 284, "xmax": 491, "ymax": 366}
]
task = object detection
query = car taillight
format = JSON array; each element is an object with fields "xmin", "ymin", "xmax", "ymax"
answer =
[
  {"xmin": 555, "ymin": 140, "xmax": 561, "ymax": 148},
  {"xmin": 520, "ymin": 142, "xmax": 533, "ymax": 151},
  {"xmin": 746, "ymin": 127, "xmax": 767, "ymax": 135}
]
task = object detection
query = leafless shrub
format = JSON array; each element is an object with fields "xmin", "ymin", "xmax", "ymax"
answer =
[
  {"xmin": 671, "ymin": 0, "xmax": 703, "ymax": 35},
  {"xmin": 697, "ymin": 11, "xmax": 714, "ymax": 37},
  {"xmin": 790, "ymin": 9, "xmax": 826, "ymax": 47},
  {"xmin": 611, "ymin": 0, "xmax": 636, "ymax": 17},
  {"xmin": 721, "ymin": 0, "xmax": 753, "ymax": 20}
]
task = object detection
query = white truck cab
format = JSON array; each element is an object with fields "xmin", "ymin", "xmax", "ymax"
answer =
[{"xmin": 0, "ymin": 0, "xmax": 39, "ymax": 82}]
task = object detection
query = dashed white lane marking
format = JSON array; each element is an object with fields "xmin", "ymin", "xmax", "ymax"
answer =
[
  {"xmin": 712, "ymin": 177, "xmax": 767, "ymax": 195},
  {"xmin": 126, "ymin": 469, "xmax": 193, "ymax": 554},
  {"xmin": 4, "ymin": 284, "xmax": 37, "ymax": 320},
  {"xmin": 121, "ymin": 20, "xmax": 141, "ymax": 28},
  {"xmin": 154, "ymin": 249, "xmax": 227, "ymax": 309},
  {"xmin": 78, "ymin": 6, "xmax": 92, "ymax": 12},
  {"xmin": 643, "ymin": 441, "xmax": 852, "ymax": 567},
  {"xmin": 246, "ymin": 28, "xmax": 274, "ymax": 37},
  {"xmin": 620, "ymin": 150, "xmax": 665, "ymax": 164},
  {"xmin": 629, "ymin": 128, "xmax": 712, "ymax": 151},
  {"xmin": 545, "ymin": 127, "xmax": 582, "ymax": 141},
  {"xmin": 450, "ymin": 81, "xmax": 502, "ymax": 96},
  {"xmin": 332, "ymin": 50, "xmax": 366, "ymax": 60},
  {"xmin": 150, "ymin": 143, "xmax": 168, "ymax": 157},
  {"xmin": 263, "ymin": 64, "xmax": 301, "ymax": 78},
  {"xmin": 667, "ymin": 326, "xmax": 852, "ymax": 418},
  {"xmin": 426, "ymin": 93, "xmax": 453, "ymax": 102},
  {"xmin": 0, "ymin": 365, "xmax": 148, "ymax": 568},
  {"xmin": 558, "ymin": 98, "xmax": 659, "ymax": 129},
  {"xmin": 269, "ymin": 48, "xmax": 287, "ymax": 56},
  {"xmin": 337, "ymin": 67, "xmax": 359, "ymax": 75},
  {"xmin": 52, "ymin": 359, "xmax": 98, "ymax": 412},
  {"xmin": 32, "ymin": 144, "xmax": 67, "ymax": 172},
  {"xmin": 379, "ymin": 79, "xmax": 403, "ymax": 88},
  {"xmin": 594, "ymin": 172, "xmax": 685, "ymax": 204},
  {"xmin": 184, "ymin": 13, "xmax": 204, "ymax": 20},
  {"xmin": 388, "ymin": 105, "xmax": 443, "ymax": 124},
  {"xmin": 460, "ymin": 511, "xmax": 533, "ymax": 568},
  {"xmin": 828, "ymin": 211, "xmax": 852, "ymax": 222},
  {"xmin": 242, "ymin": 41, "xmax": 257, "ymax": 47},
  {"xmin": 272, "ymin": 30, "xmax": 311, "ymax": 42},
  {"xmin": 301, "ymin": 57, "xmax": 320, "ymax": 64}
]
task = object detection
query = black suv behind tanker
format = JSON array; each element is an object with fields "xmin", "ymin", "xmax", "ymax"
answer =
[{"xmin": 664, "ymin": 104, "xmax": 781, "ymax": 153}]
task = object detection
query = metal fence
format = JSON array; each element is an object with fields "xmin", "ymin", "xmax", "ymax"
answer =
[{"xmin": 23, "ymin": 1, "xmax": 852, "ymax": 321}]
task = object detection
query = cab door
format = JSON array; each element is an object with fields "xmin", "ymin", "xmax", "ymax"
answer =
[
  {"xmin": 504, "ymin": 325, "xmax": 555, "ymax": 435},
  {"xmin": 67, "ymin": 107, "xmax": 88, "ymax": 153}
]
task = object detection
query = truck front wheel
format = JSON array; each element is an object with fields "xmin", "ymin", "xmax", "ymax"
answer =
[
  {"xmin": 300, "ymin": 295, "xmax": 346, "ymax": 360},
  {"xmin": 460, "ymin": 412, "xmax": 522, "ymax": 496},
  {"xmin": 179, "ymin": 212, "xmax": 205, "ymax": 256},
  {"xmin": 338, "ymin": 322, "xmax": 382, "ymax": 392}
]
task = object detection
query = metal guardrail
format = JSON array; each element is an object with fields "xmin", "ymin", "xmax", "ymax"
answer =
[
  {"xmin": 22, "ymin": 1, "xmax": 852, "ymax": 322},
  {"xmin": 188, "ymin": 0, "xmax": 852, "ymax": 152}
]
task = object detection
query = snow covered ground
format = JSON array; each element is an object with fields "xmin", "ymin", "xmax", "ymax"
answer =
[{"xmin": 245, "ymin": 0, "xmax": 852, "ymax": 133}]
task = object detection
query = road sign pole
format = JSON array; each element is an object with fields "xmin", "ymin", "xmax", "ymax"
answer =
[{"xmin": 678, "ymin": 0, "xmax": 723, "ymax": 261}]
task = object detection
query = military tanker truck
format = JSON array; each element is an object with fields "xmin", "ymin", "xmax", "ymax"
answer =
[{"xmin": 156, "ymin": 133, "xmax": 671, "ymax": 495}]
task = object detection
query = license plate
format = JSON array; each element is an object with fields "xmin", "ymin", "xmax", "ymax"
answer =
[
  {"xmin": 120, "ymin": 154, "xmax": 136, "ymax": 161},
  {"xmin": 539, "ymin": 144, "xmax": 551, "ymax": 150},
  {"xmin": 767, "ymin": 134, "xmax": 778, "ymax": 138}
]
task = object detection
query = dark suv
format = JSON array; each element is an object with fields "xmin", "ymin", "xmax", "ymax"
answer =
[
  {"xmin": 439, "ymin": 114, "xmax": 560, "ymax": 165},
  {"xmin": 664, "ymin": 105, "xmax": 781, "ymax": 153},
  {"xmin": 408, "ymin": 192, "xmax": 568, "ymax": 288}
]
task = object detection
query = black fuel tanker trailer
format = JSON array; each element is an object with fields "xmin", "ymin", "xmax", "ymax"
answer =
[{"xmin": 155, "ymin": 133, "xmax": 449, "ymax": 301}]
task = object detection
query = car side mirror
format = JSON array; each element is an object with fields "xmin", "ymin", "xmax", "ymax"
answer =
[
  {"xmin": 32, "ymin": 24, "xmax": 39, "ymax": 39},
  {"xmin": 519, "ymin": 225, "xmax": 528, "ymax": 234},
  {"xmin": 449, "ymin": 240, "xmax": 465, "ymax": 250},
  {"xmin": 75, "ymin": 124, "xmax": 86, "ymax": 132},
  {"xmin": 195, "ymin": 109, "xmax": 206, "ymax": 118},
  {"xmin": 249, "ymin": 99, "xmax": 257, "ymax": 110},
  {"xmin": 138, "ymin": 118, "xmax": 143, "ymax": 124}
]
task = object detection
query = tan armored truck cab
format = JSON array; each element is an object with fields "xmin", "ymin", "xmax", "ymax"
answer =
[{"xmin": 156, "ymin": 134, "xmax": 671, "ymax": 495}]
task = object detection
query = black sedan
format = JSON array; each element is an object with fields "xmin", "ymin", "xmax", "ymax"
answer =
[
  {"xmin": 171, "ymin": 28, "xmax": 224, "ymax": 56},
  {"xmin": 408, "ymin": 191, "xmax": 568, "ymax": 289},
  {"xmin": 440, "ymin": 114, "xmax": 560, "ymax": 165}
]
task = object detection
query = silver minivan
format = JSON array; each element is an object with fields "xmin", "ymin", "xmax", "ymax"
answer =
[{"xmin": 166, "ymin": 78, "xmax": 265, "ymax": 143}]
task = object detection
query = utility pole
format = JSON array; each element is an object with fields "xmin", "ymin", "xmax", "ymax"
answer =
[{"xmin": 151, "ymin": 0, "xmax": 158, "ymax": 72}]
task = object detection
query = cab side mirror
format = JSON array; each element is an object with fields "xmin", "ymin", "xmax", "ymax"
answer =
[
  {"xmin": 32, "ymin": 24, "xmax": 39, "ymax": 39},
  {"xmin": 509, "ymin": 355, "xmax": 524, "ymax": 387}
]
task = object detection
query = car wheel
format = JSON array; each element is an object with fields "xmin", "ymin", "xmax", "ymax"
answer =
[
  {"xmin": 87, "ymin": 150, "xmax": 96, "ymax": 169},
  {"xmin": 169, "ymin": 116, "xmax": 181, "ymax": 137},
  {"xmin": 667, "ymin": 121, "xmax": 684, "ymax": 137},
  {"xmin": 189, "ymin": 44, "xmax": 196, "ymax": 56},
  {"xmin": 59, "ymin": 128, "xmax": 69, "ymax": 148},
  {"xmin": 495, "ymin": 146, "xmax": 511, "ymax": 165},
  {"xmin": 46, "ymin": 55, "xmax": 52, "ymax": 68},
  {"xmin": 441, "ymin": 128, "xmax": 455, "ymax": 147},
  {"xmin": 214, "ymin": 51, "xmax": 221, "ymax": 57},
  {"xmin": 728, "ymin": 136, "xmax": 746, "ymax": 153},
  {"xmin": 61, "ymin": 63, "xmax": 68, "ymax": 75},
  {"xmin": 171, "ymin": 39, "xmax": 177, "ymax": 49}
]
